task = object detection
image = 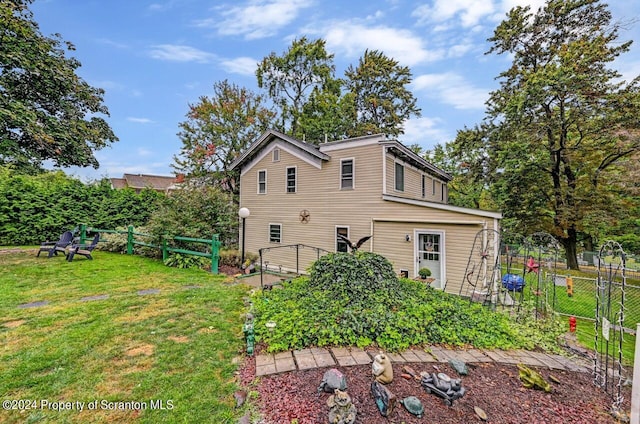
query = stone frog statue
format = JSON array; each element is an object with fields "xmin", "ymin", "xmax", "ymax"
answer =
[
  {"xmin": 327, "ymin": 388, "xmax": 357, "ymax": 424},
  {"xmin": 372, "ymin": 352, "xmax": 393, "ymax": 384}
]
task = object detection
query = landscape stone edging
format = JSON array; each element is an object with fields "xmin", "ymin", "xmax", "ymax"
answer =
[{"xmin": 256, "ymin": 347, "xmax": 591, "ymax": 377}]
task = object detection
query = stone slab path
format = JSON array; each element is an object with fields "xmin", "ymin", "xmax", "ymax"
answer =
[{"xmin": 255, "ymin": 346, "xmax": 591, "ymax": 376}]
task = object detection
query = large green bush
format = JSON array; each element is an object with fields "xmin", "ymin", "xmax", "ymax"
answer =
[
  {"xmin": 0, "ymin": 167, "xmax": 162, "ymax": 245},
  {"xmin": 144, "ymin": 185, "xmax": 238, "ymax": 252}
]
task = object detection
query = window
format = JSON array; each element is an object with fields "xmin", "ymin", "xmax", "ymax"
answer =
[
  {"xmin": 432, "ymin": 179, "xmax": 436, "ymax": 195},
  {"xmin": 286, "ymin": 167, "xmax": 296, "ymax": 193},
  {"xmin": 421, "ymin": 174, "xmax": 426, "ymax": 198},
  {"xmin": 257, "ymin": 170, "xmax": 266, "ymax": 194},
  {"xmin": 442, "ymin": 184, "xmax": 447, "ymax": 202},
  {"xmin": 272, "ymin": 148, "xmax": 280, "ymax": 162},
  {"xmin": 341, "ymin": 159, "xmax": 353, "ymax": 189},
  {"xmin": 336, "ymin": 227, "xmax": 349, "ymax": 252},
  {"xmin": 269, "ymin": 224, "xmax": 282, "ymax": 243},
  {"xmin": 394, "ymin": 162, "xmax": 404, "ymax": 191}
]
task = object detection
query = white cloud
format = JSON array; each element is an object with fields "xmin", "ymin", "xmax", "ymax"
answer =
[
  {"xmin": 127, "ymin": 117, "xmax": 154, "ymax": 124},
  {"xmin": 413, "ymin": 72, "xmax": 490, "ymax": 110},
  {"xmin": 322, "ymin": 24, "xmax": 443, "ymax": 67},
  {"xmin": 200, "ymin": 0, "xmax": 314, "ymax": 40},
  {"xmin": 137, "ymin": 148, "xmax": 154, "ymax": 157},
  {"xmin": 412, "ymin": 0, "xmax": 547, "ymax": 28},
  {"xmin": 402, "ymin": 117, "xmax": 453, "ymax": 148},
  {"xmin": 412, "ymin": 0, "xmax": 496, "ymax": 28},
  {"xmin": 220, "ymin": 57, "xmax": 259, "ymax": 76},
  {"xmin": 149, "ymin": 44, "xmax": 216, "ymax": 63}
]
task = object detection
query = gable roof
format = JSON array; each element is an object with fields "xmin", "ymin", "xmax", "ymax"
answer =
[
  {"xmin": 110, "ymin": 173, "xmax": 180, "ymax": 191},
  {"xmin": 230, "ymin": 129, "xmax": 330, "ymax": 171},
  {"xmin": 231, "ymin": 129, "xmax": 452, "ymax": 182},
  {"xmin": 381, "ymin": 140, "xmax": 452, "ymax": 182}
]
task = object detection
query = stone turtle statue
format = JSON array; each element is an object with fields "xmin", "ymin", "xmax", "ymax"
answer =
[
  {"xmin": 400, "ymin": 396, "xmax": 424, "ymax": 418},
  {"xmin": 327, "ymin": 389, "xmax": 356, "ymax": 424}
]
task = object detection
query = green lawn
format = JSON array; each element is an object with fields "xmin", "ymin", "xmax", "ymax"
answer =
[
  {"xmin": 513, "ymin": 272, "xmax": 638, "ymax": 366},
  {"xmin": 0, "ymin": 250, "xmax": 250, "ymax": 423}
]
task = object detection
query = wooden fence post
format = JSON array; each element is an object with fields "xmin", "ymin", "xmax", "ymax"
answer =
[
  {"xmin": 127, "ymin": 225, "xmax": 134, "ymax": 255},
  {"xmin": 80, "ymin": 224, "xmax": 87, "ymax": 244},
  {"xmin": 211, "ymin": 234, "xmax": 220, "ymax": 274},
  {"xmin": 162, "ymin": 236, "xmax": 168, "ymax": 262}
]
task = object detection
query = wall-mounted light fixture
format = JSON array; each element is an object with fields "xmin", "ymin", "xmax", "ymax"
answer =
[{"xmin": 405, "ymin": 234, "xmax": 411, "ymax": 242}]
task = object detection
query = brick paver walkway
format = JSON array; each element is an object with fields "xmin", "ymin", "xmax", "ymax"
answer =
[{"xmin": 255, "ymin": 346, "xmax": 591, "ymax": 376}]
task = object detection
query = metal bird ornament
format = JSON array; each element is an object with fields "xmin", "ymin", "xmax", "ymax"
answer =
[{"xmin": 338, "ymin": 235, "xmax": 372, "ymax": 252}]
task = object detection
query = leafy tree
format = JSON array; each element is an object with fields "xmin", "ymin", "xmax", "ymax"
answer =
[
  {"xmin": 428, "ymin": 128, "xmax": 498, "ymax": 211},
  {"xmin": 344, "ymin": 49, "xmax": 421, "ymax": 138},
  {"xmin": 458, "ymin": 0, "xmax": 639, "ymax": 269},
  {"xmin": 296, "ymin": 77, "xmax": 356, "ymax": 144},
  {"xmin": 0, "ymin": 0, "xmax": 117, "ymax": 173},
  {"xmin": 256, "ymin": 37, "xmax": 335, "ymax": 136},
  {"xmin": 172, "ymin": 80, "xmax": 274, "ymax": 195}
]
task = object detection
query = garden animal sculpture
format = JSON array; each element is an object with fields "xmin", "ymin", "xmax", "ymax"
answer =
[
  {"xmin": 337, "ymin": 235, "xmax": 372, "ymax": 252},
  {"xmin": 327, "ymin": 389, "xmax": 356, "ymax": 424},
  {"xmin": 372, "ymin": 352, "xmax": 393, "ymax": 384},
  {"xmin": 517, "ymin": 363, "xmax": 551, "ymax": 392}
]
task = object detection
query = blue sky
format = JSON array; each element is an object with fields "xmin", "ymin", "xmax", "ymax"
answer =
[{"xmin": 31, "ymin": 0, "xmax": 640, "ymax": 181}]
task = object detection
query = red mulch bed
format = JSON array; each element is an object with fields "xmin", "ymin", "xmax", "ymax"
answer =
[{"xmin": 238, "ymin": 355, "xmax": 631, "ymax": 424}]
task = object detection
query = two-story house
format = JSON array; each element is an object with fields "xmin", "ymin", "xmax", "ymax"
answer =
[{"xmin": 230, "ymin": 129, "xmax": 501, "ymax": 294}]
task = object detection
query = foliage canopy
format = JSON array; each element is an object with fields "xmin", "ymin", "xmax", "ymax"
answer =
[
  {"xmin": 0, "ymin": 0, "xmax": 117, "ymax": 173},
  {"xmin": 173, "ymin": 80, "xmax": 274, "ymax": 194}
]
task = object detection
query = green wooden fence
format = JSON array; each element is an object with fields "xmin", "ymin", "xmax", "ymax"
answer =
[{"xmin": 78, "ymin": 224, "xmax": 220, "ymax": 274}]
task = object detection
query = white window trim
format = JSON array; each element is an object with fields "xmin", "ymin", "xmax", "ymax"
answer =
[
  {"xmin": 257, "ymin": 169, "xmax": 267, "ymax": 194},
  {"xmin": 272, "ymin": 148, "xmax": 280, "ymax": 162},
  {"xmin": 335, "ymin": 225, "xmax": 350, "ymax": 252},
  {"xmin": 340, "ymin": 158, "xmax": 355, "ymax": 190},
  {"xmin": 394, "ymin": 161, "xmax": 405, "ymax": 192},
  {"xmin": 269, "ymin": 223, "xmax": 282, "ymax": 243},
  {"xmin": 285, "ymin": 166, "xmax": 297, "ymax": 193}
]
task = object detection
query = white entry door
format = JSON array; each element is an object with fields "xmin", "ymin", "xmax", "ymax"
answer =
[{"xmin": 416, "ymin": 232, "xmax": 444, "ymax": 288}]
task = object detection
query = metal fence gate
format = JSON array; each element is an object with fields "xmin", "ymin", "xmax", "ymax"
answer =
[{"xmin": 594, "ymin": 240, "xmax": 627, "ymax": 412}]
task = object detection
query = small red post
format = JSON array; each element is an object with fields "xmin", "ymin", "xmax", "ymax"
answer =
[{"xmin": 569, "ymin": 316, "xmax": 577, "ymax": 332}]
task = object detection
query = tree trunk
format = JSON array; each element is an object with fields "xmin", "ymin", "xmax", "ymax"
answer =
[{"xmin": 561, "ymin": 228, "xmax": 580, "ymax": 270}]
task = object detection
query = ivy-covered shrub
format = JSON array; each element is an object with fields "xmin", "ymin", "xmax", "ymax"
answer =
[
  {"xmin": 307, "ymin": 251, "xmax": 405, "ymax": 308},
  {"xmin": 252, "ymin": 252, "xmax": 564, "ymax": 353}
]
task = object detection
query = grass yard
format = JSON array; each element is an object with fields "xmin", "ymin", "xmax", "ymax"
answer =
[
  {"xmin": 512, "ymin": 270, "xmax": 638, "ymax": 365},
  {"xmin": 0, "ymin": 250, "xmax": 250, "ymax": 423}
]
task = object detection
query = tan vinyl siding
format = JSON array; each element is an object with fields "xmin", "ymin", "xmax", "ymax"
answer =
[
  {"xmin": 372, "ymin": 220, "xmax": 482, "ymax": 294},
  {"xmin": 238, "ymin": 137, "xmax": 499, "ymax": 294},
  {"xmin": 240, "ymin": 144, "xmax": 383, "ymax": 271},
  {"xmin": 385, "ymin": 152, "xmax": 447, "ymax": 203}
]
